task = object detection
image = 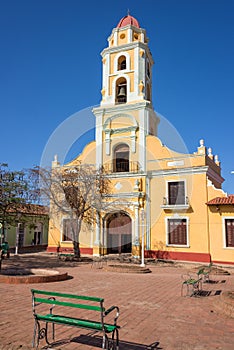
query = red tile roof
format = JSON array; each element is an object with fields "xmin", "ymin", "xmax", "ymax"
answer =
[
  {"xmin": 206, "ymin": 195, "xmax": 234, "ymax": 205},
  {"xmin": 7, "ymin": 203, "xmax": 49, "ymax": 215},
  {"xmin": 117, "ymin": 15, "xmax": 140, "ymax": 28}
]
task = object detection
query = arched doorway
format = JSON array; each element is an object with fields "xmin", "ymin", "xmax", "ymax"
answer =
[{"xmin": 107, "ymin": 212, "xmax": 132, "ymax": 254}]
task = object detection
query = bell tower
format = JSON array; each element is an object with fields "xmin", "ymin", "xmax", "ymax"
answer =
[
  {"xmin": 93, "ymin": 13, "xmax": 160, "ymax": 171},
  {"xmin": 100, "ymin": 14, "xmax": 153, "ymax": 105}
]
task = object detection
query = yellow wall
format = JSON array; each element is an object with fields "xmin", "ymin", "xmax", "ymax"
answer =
[
  {"xmin": 5, "ymin": 216, "xmax": 48, "ymax": 248},
  {"xmin": 208, "ymin": 206, "xmax": 234, "ymax": 264},
  {"xmin": 48, "ymin": 83, "xmax": 233, "ymax": 264}
]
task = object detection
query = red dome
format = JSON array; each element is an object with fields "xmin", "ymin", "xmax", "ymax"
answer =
[{"xmin": 117, "ymin": 15, "xmax": 140, "ymax": 28}]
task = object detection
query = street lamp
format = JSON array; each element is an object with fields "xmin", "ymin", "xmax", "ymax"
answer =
[
  {"xmin": 140, "ymin": 208, "xmax": 145, "ymax": 267},
  {"xmin": 15, "ymin": 223, "xmax": 21, "ymax": 255}
]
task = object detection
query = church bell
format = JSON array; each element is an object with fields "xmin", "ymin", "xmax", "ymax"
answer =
[{"xmin": 118, "ymin": 86, "xmax": 126, "ymax": 97}]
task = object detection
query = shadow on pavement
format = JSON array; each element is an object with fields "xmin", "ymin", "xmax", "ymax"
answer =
[
  {"xmin": 1, "ymin": 253, "xmax": 93, "ymax": 271},
  {"xmin": 42, "ymin": 334, "xmax": 162, "ymax": 349}
]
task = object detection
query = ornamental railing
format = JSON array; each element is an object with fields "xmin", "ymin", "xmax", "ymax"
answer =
[
  {"xmin": 162, "ymin": 196, "xmax": 190, "ymax": 207},
  {"xmin": 103, "ymin": 161, "xmax": 141, "ymax": 174}
]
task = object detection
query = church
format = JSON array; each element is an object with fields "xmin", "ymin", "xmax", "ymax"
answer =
[{"xmin": 47, "ymin": 14, "xmax": 234, "ymax": 265}]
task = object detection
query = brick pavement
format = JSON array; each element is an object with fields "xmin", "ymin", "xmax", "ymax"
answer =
[{"xmin": 0, "ymin": 253, "xmax": 233, "ymax": 350}]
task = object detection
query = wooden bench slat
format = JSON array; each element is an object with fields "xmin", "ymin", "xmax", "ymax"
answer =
[
  {"xmin": 36, "ymin": 314, "xmax": 118, "ymax": 333},
  {"xmin": 32, "ymin": 289, "xmax": 104, "ymax": 302},
  {"xmin": 34, "ymin": 297, "xmax": 103, "ymax": 312}
]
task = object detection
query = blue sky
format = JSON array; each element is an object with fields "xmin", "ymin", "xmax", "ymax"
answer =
[{"xmin": 0, "ymin": 0, "xmax": 234, "ymax": 194}]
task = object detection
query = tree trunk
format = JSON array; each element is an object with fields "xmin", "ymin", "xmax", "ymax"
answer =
[
  {"xmin": 72, "ymin": 217, "xmax": 82, "ymax": 259},
  {"xmin": 73, "ymin": 240, "xmax": 80, "ymax": 258}
]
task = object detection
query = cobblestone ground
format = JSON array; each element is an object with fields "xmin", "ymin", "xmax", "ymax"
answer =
[{"xmin": 0, "ymin": 253, "xmax": 233, "ymax": 350}]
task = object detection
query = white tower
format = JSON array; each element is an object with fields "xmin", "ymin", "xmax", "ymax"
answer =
[{"xmin": 93, "ymin": 13, "xmax": 160, "ymax": 172}]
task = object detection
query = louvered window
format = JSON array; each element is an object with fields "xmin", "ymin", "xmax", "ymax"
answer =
[
  {"xmin": 225, "ymin": 219, "xmax": 234, "ymax": 247},
  {"xmin": 168, "ymin": 181, "xmax": 185, "ymax": 205},
  {"xmin": 168, "ymin": 218, "xmax": 187, "ymax": 245}
]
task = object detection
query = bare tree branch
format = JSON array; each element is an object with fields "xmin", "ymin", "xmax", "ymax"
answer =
[{"xmin": 32, "ymin": 162, "xmax": 112, "ymax": 257}]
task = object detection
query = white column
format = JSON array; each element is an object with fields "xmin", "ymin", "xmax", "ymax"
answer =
[
  {"xmin": 139, "ymin": 109, "xmax": 146, "ymax": 171},
  {"xmin": 114, "ymin": 31, "xmax": 118, "ymax": 46},
  {"xmin": 94, "ymin": 212, "xmax": 100, "ymax": 245},
  {"xmin": 128, "ymin": 28, "xmax": 132, "ymax": 43},
  {"xmin": 105, "ymin": 54, "xmax": 110, "ymax": 96},
  {"xmin": 105, "ymin": 131, "xmax": 111, "ymax": 155},
  {"xmin": 146, "ymin": 174, "xmax": 151, "ymax": 249},
  {"xmin": 140, "ymin": 208, "xmax": 145, "ymax": 267},
  {"xmin": 131, "ymin": 130, "xmax": 136, "ymax": 153},
  {"xmin": 134, "ymin": 205, "xmax": 139, "ymax": 245},
  {"xmin": 95, "ymin": 112, "xmax": 103, "ymax": 168},
  {"xmin": 134, "ymin": 47, "xmax": 139, "ymax": 100},
  {"xmin": 15, "ymin": 223, "xmax": 20, "ymax": 255}
]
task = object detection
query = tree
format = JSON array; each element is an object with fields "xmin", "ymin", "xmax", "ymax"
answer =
[
  {"xmin": 32, "ymin": 162, "xmax": 111, "ymax": 258},
  {"xmin": 0, "ymin": 164, "xmax": 27, "ymax": 244},
  {"xmin": 0, "ymin": 163, "xmax": 40, "ymax": 270}
]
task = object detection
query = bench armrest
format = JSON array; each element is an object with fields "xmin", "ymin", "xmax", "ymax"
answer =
[{"xmin": 104, "ymin": 305, "xmax": 120, "ymax": 324}]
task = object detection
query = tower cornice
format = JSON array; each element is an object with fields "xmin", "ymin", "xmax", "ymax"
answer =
[
  {"xmin": 92, "ymin": 100, "xmax": 154, "ymax": 115},
  {"xmin": 101, "ymin": 41, "xmax": 153, "ymax": 64}
]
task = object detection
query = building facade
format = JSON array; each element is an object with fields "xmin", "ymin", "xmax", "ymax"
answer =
[
  {"xmin": 48, "ymin": 14, "xmax": 234, "ymax": 265},
  {"xmin": 1, "ymin": 204, "xmax": 49, "ymax": 252}
]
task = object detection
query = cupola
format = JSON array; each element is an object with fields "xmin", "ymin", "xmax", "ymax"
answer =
[{"xmin": 117, "ymin": 14, "xmax": 140, "ymax": 28}]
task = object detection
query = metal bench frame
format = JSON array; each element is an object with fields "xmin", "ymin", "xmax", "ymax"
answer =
[
  {"xmin": 181, "ymin": 263, "xmax": 213, "ymax": 297},
  {"xmin": 181, "ymin": 274, "xmax": 202, "ymax": 297},
  {"xmin": 31, "ymin": 289, "xmax": 120, "ymax": 349},
  {"xmin": 197, "ymin": 263, "xmax": 212, "ymax": 283}
]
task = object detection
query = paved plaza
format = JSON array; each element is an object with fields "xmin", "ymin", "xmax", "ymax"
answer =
[{"xmin": 0, "ymin": 253, "xmax": 233, "ymax": 350}]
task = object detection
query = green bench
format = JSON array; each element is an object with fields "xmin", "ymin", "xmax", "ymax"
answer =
[
  {"xmin": 58, "ymin": 252, "xmax": 75, "ymax": 261},
  {"xmin": 181, "ymin": 263, "xmax": 213, "ymax": 297},
  {"xmin": 181, "ymin": 274, "xmax": 202, "ymax": 297},
  {"xmin": 31, "ymin": 289, "xmax": 120, "ymax": 349}
]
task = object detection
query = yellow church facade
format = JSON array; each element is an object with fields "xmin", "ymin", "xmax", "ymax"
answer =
[{"xmin": 48, "ymin": 15, "xmax": 234, "ymax": 265}]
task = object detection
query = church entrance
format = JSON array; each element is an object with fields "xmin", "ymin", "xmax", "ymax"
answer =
[{"xmin": 107, "ymin": 212, "xmax": 132, "ymax": 254}]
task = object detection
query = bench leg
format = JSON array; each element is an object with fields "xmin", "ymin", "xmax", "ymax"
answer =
[
  {"xmin": 102, "ymin": 334, "xmax": 109, "ymax": 349},
  {"xmin": 52, "ymin": 322, "xmax": 55, "ymax": 341},
  {"xmin": 33, "ymin": 320, "xmax": 45, "ymax": 348},
  {"xmin": 112, "ymin": 328, "xmax": 119, "ymax": 350},
  {"xmin": 203, "ymin": 273, "xmax": 210, "ymax": 283},
  {"xmin": 32, "ymin": 320, "xmax": 54, "ymax": 348},
  {"xmin": 32, "ymin": 320, "xmax": 38, "ymax": 348},
  {"xmin": 103, "ymin": 329, "xmax": 119, "ymax": 350},
  {"xmin": 181, "ymin": 282, "xmax": 191, "ymax": 297},
  {"xmin": 45, "ymin": 322, "xmax": 53, "ymax": 345},
  {"xmin": 191, "ymin": 280, "xmax": 202, "ymax": 297},
  {"xmin": 32, "ymin": 320, "xmax": 47, "ymax": 348}
]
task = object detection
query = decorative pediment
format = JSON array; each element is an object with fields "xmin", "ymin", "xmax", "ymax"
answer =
[{"xmin": 103, "ymin": 114, "xmax": 138, "ymax": 155}]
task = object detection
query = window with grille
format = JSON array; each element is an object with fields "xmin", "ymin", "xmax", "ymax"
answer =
[
  {"xmin": 225, "ymin": 219, "xmax": 234, "ymax": 247},
  {"xmin": 114, "ymin": 144, "xmax": 129, "ymax": 172},
  {"xmin": 168, "ymin": 181, "xmax": 185, "ymax": 205},
  {"xmin": 167, "ymin": 218, "xmax": 187, "ymax": 245}
]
